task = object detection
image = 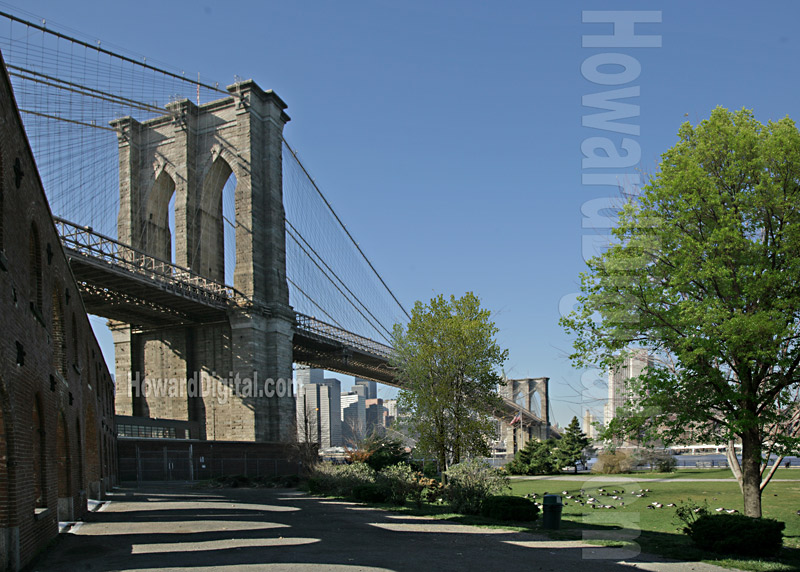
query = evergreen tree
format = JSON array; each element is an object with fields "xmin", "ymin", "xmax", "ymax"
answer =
[
  {"xmin": 555, "ymin": 416, "xmax": 590, "ymax": 473},
  {"xmin": 506, "ymin": 438, "xmax": 558, "ymax": 475}
]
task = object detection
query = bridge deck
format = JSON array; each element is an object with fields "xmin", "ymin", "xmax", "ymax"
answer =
[
  {"xmin": 56, "ymin": 218, "xmax": 238, "ymax": 326},
  {"xmin": 56, "ymin": 219, "xmax": 551, "ymax": 430}
]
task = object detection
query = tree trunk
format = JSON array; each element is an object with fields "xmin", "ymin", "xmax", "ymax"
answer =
[
  {"xmin": 760, "ymin": 455, "xmax": 784, "ymax": 491},
  {"xmin": 740, "ymin": 428, "xmax": 763, "ymax": 518},
  {"xmin": 726, "ymin": 439, "xmax": 744, "ymax": 493}
]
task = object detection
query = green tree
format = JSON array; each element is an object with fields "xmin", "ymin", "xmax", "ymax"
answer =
[
  {"xmin": 555, "ymin": 417, "xmax": 590, "ymax": 473},
  {"xmin": 506, "ymin": 438, "xmax": 558, "ymax": 475},
  {"xmin": 392, "ymin": 292, "xmax": 508, "ymax": 473},
  {"xmin": 561, "ymin": 107, "xmax": 800, "ymax": 518}
]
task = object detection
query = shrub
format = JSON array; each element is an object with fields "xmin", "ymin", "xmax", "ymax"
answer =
[
  {"xmin": 592, "ymin": 450, "xmax": 635, "ymax": 474},
  {"xmin": 481, "ymin": 495, "xmax": 539, "ymax": 522},
  {"xmin": 421, "ymin": 460, "xmax": 440, "ymax": 478},
  {"xmin": 685, "ymin": 514, "xmax": 785, "ymax": 557},
  {"xmin": 347, "ymin": 434, "xmax": 410, "ymax": 472},
  {"xmin": 422, "ymin": 478, "xmax": 447, "ymax": 504},
  {"xmin": 630, "ymin": 448, "xmax": 677, "ymax": 473},
  {"xmin": 445, "ymin": 458, "xmax": 510, "ymax": 515},
  {"xmin": 308, "ymin": 461, "xmax": 376, "ymax": 497},
  {"xmin": 352, "ymin": 483, "xmax": 390, "ymax": 503},
  {"xmin": 673, "ymin": 498, "xmax": 709, "ymax": 531},
  {"xmin": 655, "ymin": 454, "xmax": 677, "ymax": 473},
  {"xmin": 378, "ymin": 463, "xmax": 418, "ymax": 506}
]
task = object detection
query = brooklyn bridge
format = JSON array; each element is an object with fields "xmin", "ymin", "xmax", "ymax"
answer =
[{"xmin": 1, "ymin": 11, "xmax": 550, "ymax": 441}]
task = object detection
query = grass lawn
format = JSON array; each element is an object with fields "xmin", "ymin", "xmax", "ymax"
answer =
[
  {"xmin": 607, "ymin": 468, "xmax": 800, "ymax": 480},
  {"xmin": 509, "ymin": 477, "xmax": 800, "ymax": 571}
]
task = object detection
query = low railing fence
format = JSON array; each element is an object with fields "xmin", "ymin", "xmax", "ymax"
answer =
[{"xmin": 119, "ymin": 451, "xmax": 300, "ymax": 483}]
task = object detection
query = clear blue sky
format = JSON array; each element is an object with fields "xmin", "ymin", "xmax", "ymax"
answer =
[{"xmin": 8, "ymin": 1, "xmax": 800, "ymax": 426}]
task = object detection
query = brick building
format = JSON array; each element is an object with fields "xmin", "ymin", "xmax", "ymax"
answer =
[{"xmin": 0, "ymin": 53, "xmax": 117, "ymax": 571}]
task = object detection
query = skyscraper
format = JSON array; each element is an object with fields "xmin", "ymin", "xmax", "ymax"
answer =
[
  {"xmin": 365, "ymin": 398, "xmax": 386, "ymax": 436},
  {"xmin": 341, "ymin": 391, "xmax": 366, "ymax": 446},
  {"xmin": 295, "ymin": 367, "xmax": 342, "ymax": 448},
  {"xmin": 583, "ymin": 409, "xmax": 598, "ymax": 439},
  {"xmin": 605, "ymin": 349, "xmax": 652, "ymax": 424},
  {"xmin": 354, "ymin": 378, "xmax": 377, "ymax": 400}
]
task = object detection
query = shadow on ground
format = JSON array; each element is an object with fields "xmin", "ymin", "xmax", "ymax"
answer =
[{"xmin": 27, "ymin": 484, "xmax": 742, "ymax": 572}]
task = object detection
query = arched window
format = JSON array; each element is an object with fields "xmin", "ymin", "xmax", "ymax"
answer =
[
  {"xmin": 71, "ymin": 315, "xmax": 79, "ymax": 370},
  {"xmin": 143, "ymin": 170, "xmax": 176, "ymax": 262},
  {"xmin": 32, "ymin": 396, "xmax": 47, "ymax": 508},
  {"xmin": 221, "ymin": 169, "xmax": 237, "ymax": 286},
  {"xmin": 83, "ymin": 399, "xmax": 100, "ymax": 498},
  {"xmin": 199, "ymin": 157, "xmax": 235, "ymax": 283},
  {"xmin": 29, "ymin": 223, "xmax": 42, "ymax": 311},
  {"xmin": 75, "ymin": 418, "xmax": 84, "ymax": 493},
  {"xmin": 56, "ymin": 410, "xmax": 71, "ymax": 521}
]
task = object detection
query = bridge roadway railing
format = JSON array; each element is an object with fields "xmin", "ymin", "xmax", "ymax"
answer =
[
  {"xmin": 294, "ymin": 312, "xmax": 394, "ymax": 361},
  {"xmin": 55, "ymin": 218, "xmax": 397, "ymax": 364},
  {"xmin": 54, "ymin": 217, "xmax": 240, "ymax": 308}
]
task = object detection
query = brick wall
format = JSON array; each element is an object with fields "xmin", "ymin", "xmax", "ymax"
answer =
[{"xmin": 0, "ymin": 51, "xmax": 117, "ymax": 571}]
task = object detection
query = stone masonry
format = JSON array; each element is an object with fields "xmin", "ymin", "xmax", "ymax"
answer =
[
  {"xmin": 499, "ymin": 377, "xmax": 550, "ymax": 454},
  {"xmin": 112, "ymin": 81, "xmax": 295, "ymax": 442}
]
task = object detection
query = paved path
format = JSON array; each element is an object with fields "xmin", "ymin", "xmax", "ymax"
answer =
[{"xmin": 30, "ymin": 485, "xmax": 739, "ymax": 572}]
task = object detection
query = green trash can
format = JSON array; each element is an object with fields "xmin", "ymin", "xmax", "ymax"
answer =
[{"xmin": 542, "ymin": 494, "xmax": 563, "ymax": 529}]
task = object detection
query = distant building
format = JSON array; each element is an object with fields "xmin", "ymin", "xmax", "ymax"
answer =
[
  {"xmin": 295, "ymin": 367, "xmax": 342, "ymax": 448},
  {"xmin": 354, "ymin": 378, "xmax": 377, "ymax": 400},
  {"xmin": 296, "ymin": 365, "xmax": 324, "ymax": 387},
  {"xmin": 604, "ymin": 349, "xmax": 653, "ymax": 425},
  {"xmin": 322, "ymin": 377, "xmax": 343, "ymax": 446},
  {"xmin": 341, "ymin": 391, "xmax": 366, "ymax": 446},
  {"xmin": 583, "ymin": 409, "xmax": 598, "ymax": 439},
  {"xmin": 365, "ymin": 398, "xmax": 386, "ymax": 436},
  {"xmin": 384, "ymin": 398, "xmax": 398, "ymax": 427}
]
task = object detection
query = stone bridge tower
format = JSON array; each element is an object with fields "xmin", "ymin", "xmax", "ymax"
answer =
[
  {"xmin": 111, "ymin": 81, "xmax": 295, "ymax": 442},
  {"xmin": 500, "ymin": 377, "xmax": 550, "ymax": 453}
]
